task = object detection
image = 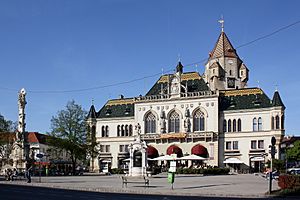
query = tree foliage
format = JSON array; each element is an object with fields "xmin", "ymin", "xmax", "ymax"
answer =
[
  {"xmin": 287, "ymin": 140, "xmax": 300, "ymax": 162},
  {"xmin": 0, "ymin": 113, "xmax": 16, "ymax": 132},
  {"xmin": 49, "ymin": 100, "xmax": 87, "ymax": 174}
]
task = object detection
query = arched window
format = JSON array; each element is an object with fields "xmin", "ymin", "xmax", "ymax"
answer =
[
  {"xmin": 281, "ymin": 114, "xmax": 285, "ymax": 130},
  {"xmin": 91, "ymin": 126, "xmax": 96, "ymax": 140},
  {"xmin": 105, "ymin": 126, "xmax": 109, "ymax": 137},
  {"xmin": 101, "ymin": 126, "xmax": 105, "ymax": 137},
  {"xmin": 121, "ymin": 125, "xmax": 125, "ymax": 136},
  {"xmin": 275, "ymin": 115, "xmax": 280, "ymax": 129},
  {"xmin": 145, "ymin": 112, "xmax": 156, "ymax": 133},
  {"xmin": 223, "ymin": 120, "xmax": 227, "ymax": 132},
  {"xmin": 253, "ymin": 118, "xmax": 258, "ymax": 131},
  {"xmin": 129, "ymin": 124, "xmax": 133, "ymax": 136},
  {"xmin": 271, "ymin": 116, "xmax": 274, "ymax": 130},
  {"xmin": 229, "ymin": 70, "xmax": 232, "ymax": 76},
  {"xmin": 228, "ymin": 119, "xmax": 232, "ymax": 132},
  {"xmin": 169, "ymin": 111, "xmax": 180, "ymax": 133},
  {"xmin": 258, "ymin": 117, "xmax": 262, "ymax": 131},
  {"xmin": 125, "ymin": 125, "xmax": 129, "ymax": 136},
  {"xmin": 193, "ymin": 109, "xmax": 205, "ymax": 131},
  {"xmin": 117, "ymin": 125, "xmax": 120, "ymax": 137},
  {"xmin": 233, "ymin": 119, "xmax": 237, "ymax": 132},
  {"xmin": 237, "ymin": 119, "xmax": 242, "ymax": 132}
]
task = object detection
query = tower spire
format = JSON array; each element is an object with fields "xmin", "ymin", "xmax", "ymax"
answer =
[{"xmin": 218, "ymin": 15, "xmax": 224, "ymax": 32}]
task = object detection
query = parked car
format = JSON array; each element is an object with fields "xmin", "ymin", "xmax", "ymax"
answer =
[
  {"xmin": 287, "ymin": 168, "xmax": 300, "ymax": 175},
  {"xmin": 266, "ymin": 170, "xmax": 279, "ymax": 180}
]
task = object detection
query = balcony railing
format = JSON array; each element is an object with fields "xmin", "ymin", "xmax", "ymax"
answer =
[{"xmin": 134, "ymin": 91, "xmax": 215, "ymax": 102}]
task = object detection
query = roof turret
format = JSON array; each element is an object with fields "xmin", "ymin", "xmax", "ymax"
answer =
[
  {"xmin": 272, "ymin": 90, "xmax": 285, "ymax": 109},
  {"xmin": 209, "ymin": 31, "xmax": 239, "ymax": 60},
  {"xmin": 87, "ymin": 105, "xmax": 97, "ymax": 119}
]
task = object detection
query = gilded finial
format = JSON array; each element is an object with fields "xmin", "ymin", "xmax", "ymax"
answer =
[{"xmin": 218, "ymin": 15, "xmax": 224, "ymax": 32}]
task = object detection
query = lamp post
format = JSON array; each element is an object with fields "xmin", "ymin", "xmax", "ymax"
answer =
[{"xmin": 269, "ymin": 136, "xmax": 276, "ymax": 194}]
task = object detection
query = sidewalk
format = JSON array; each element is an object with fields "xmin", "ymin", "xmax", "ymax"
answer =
[{"xmin": 0, "ymin": 173, "xmax": 280, "ymax": 198}]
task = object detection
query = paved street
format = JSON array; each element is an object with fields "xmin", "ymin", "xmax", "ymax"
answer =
[
  {"xmin": 0, "ymin": 173, "xmax": 283, "ymax": 198},
  {"xmin": 0, "ymin": 184, "xmax": 296, "ymax": 200}
]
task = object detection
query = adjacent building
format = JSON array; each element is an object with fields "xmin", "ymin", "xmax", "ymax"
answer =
[{"xmin": 87, "ymin": 27, "xmax": 285, "ymax": 173}]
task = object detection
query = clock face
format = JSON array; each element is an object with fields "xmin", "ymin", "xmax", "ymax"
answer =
[{"xmin": 227, "ymin": 77, "xmax": 235, "ymax": 88}]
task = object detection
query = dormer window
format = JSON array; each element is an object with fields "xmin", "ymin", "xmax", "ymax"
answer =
[
  {"xmin": 105, "ymin": 108, "xmax": 112, "ymax": 116},
  {"xmin": 124, "ymin": 107, "xmax": 130, "ymax": 115}
]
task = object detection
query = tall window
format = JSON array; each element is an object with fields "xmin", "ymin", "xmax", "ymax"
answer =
[
  {"xmin": 228, "ymin": 119, "xmax": 232, "ymax": 132},
  {"xmin": 233, "ymin": 141, "xmax": 239, "ymax": 150},
  {"xmin": 223, "ymin": 120, "xmax": 227, "ymax": 132},
  {"xmin": 253, "ymin": 118, "xmax": 258, "ymax": 131},
  {"xmin": 105, "ymin": 126, "xmax": 109, "ymax": 137},
  {"xmin": 251, "ymin": 140, "xmax": 257, "ymax": 149},
  {"xmin": 117, "ymin": 125, "xmax": 120, "ymax": 137},
  {"xmin": 258, "ymin": 117, "xmax": 262, "ymax": 131},
  {"xmin": 101, "ymin": 126, "xmax": 105, "ymax": 137},
  {"xmin": 169, "ymin": 111, "xmax": 180, "ymax": 133},
  {"xmin": 129, "ymin": 125, "xmax": 133, "ymax": 136},
  {"xmin": 275, "ymin": 115, "xmax": 280, "ymax": 129},
  {"xmin": 125, "ymin": 125, "xmax": 129, "ymax": 136},
  {"xmin": 226, "ymin": 141, "xmax": 232, "ymax": 150},
  {"xmin": 258, "ymin": 140, "xmax": 264, "ymax": 149},
  {"xmin": 271, "ymin": 116, "xmax": 274, "ymax": 130},
  {"xmin": 233, "ymin": 119, "xmax": 237, "ymax": 132},
  {"xmin": 121, "ymin": 125, "xmax": 125, "ymax": 136},
  {"xmin": 193, "ymin": 109, "xmax": 205, "ymax": 131},
  {"xmin": 145, "ymin": 112, "xmax": 156, "ymax": 133},
  {"xmin": 281, "ymin": 115, "xmax": 285, "ymax": 130},
  {"xmin": 237, "ymin": 119, "xmax": 242, "ymax": 132}
]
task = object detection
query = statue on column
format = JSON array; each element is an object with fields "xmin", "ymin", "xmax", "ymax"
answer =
[
  {"xmin": 184, "ymin": 108, "xmax": 191, "ymax": 132},
  {"xmin": 160, "ymin": 110, "xmax": 166, "ymax": 133},
  {"xmin": 13, "ymin": 88, "xmax": 28, "ymax": 169},
  {"xmin": 134, "ymin": 123, "xmax": 141, "ymax": 142}
]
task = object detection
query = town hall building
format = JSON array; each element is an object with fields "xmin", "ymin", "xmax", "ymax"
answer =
[{"xmin": 87, "ymin": 26, "xmax": 285, "ymax": 173}]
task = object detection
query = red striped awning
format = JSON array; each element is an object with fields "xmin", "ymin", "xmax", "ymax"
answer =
[
  {"xmin": 167, "ymin": 145, "xmax": 183, "ymax": 157},
  {"xmin": 147, "ymin": 146, "xmax": 159, "ymax": 159},
  {"xmin": 191, "ymin": 144, "xmax": 208, "ymax": 158}
]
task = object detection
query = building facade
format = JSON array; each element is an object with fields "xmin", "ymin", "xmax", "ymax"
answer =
[{"xmin": 87, "ymin": 28, "xmax": 285, "ymax": 173}]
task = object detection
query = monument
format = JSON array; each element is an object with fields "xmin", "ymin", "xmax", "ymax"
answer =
[
  {"xmin": 12, "ymin": 88, "xmax": 29, "ymax": 170},
  {"xmin": 128, "ymin": 123, "xmax": 148, "ymax": 176}
]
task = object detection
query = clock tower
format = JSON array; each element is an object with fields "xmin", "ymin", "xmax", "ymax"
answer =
[{"xmin": 204, "ymin": 20, "xmax": 249, "ymax": 91}]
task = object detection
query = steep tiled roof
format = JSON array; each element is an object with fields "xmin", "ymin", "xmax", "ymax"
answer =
[
  {"xmin": 220, "ymin": 88, "xmax": 272, "ymax": 111},
  {"xmin": 97, "ymin": 98, "xmax": 134, "ymax": 118},
  {"xmin": 146, "ymin": 72, "xmax": 209, "ymax": 96},
  {"xmin": 209, "ymin": 32, "xmax": 239, "ymax": 60},
  {"xmin": 27, "ymin": 132, "xmax": 48, "ymax": 144},
  {"xmin": 272, "ymin": 91, "xmax": 285, "ymax": 109}
]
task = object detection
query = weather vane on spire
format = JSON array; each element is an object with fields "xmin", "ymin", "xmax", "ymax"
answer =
[
  {"xmin": 218, "ymin": 15, "xmax": 224, "ymax": 32},
  {"xmin": 178, "ymin": 53, "xmax": 181, "ymax": 62}
]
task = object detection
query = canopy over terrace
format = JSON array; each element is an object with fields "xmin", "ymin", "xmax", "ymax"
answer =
[
  {"xmin": 223, "ymin": 157, "xmax": 243, "ymax": 164},
  {"xmin": 177, "ymin": 154, "xmax": 207, "ymax": 160}
]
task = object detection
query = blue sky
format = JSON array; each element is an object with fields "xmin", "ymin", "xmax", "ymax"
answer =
[{"xmin": 0, "ymin": 0, "xmax": 299, "ymax": 135}]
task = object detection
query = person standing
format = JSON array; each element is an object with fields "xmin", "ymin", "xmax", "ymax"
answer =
[{"xmin": 26, "ymin": 164, "xmax": 32, "ymax": 183}]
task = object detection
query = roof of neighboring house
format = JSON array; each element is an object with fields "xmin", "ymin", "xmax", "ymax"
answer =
[
  {"xmin": 27, "ymin": 132, "xmax": 49, "ymax": 144},
  {"xmin": 0, "ymin": 132, "xmax": 16, "ymax": 142}
]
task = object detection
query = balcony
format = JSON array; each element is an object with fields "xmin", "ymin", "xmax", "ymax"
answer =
[{"xmin": 141, "ymin": 131, "xmax": 218, "ymax": 143}]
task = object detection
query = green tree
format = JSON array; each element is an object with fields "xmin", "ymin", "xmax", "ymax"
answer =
[
  {"xmin": 287, "ymin": 140, "xmax": 300, "ymax": 162},
  {"xmin": 49, "ymin": 100, "xmax": 87, "ymax": 175},
  {"xmin": 0, "ymin": 113, "xmax": 16, "ymax": 132}
]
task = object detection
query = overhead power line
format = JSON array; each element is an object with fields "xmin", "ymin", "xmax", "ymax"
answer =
[{"xmin": 1, "ymin": 19, "xmax": 300, "ymax": 94}]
